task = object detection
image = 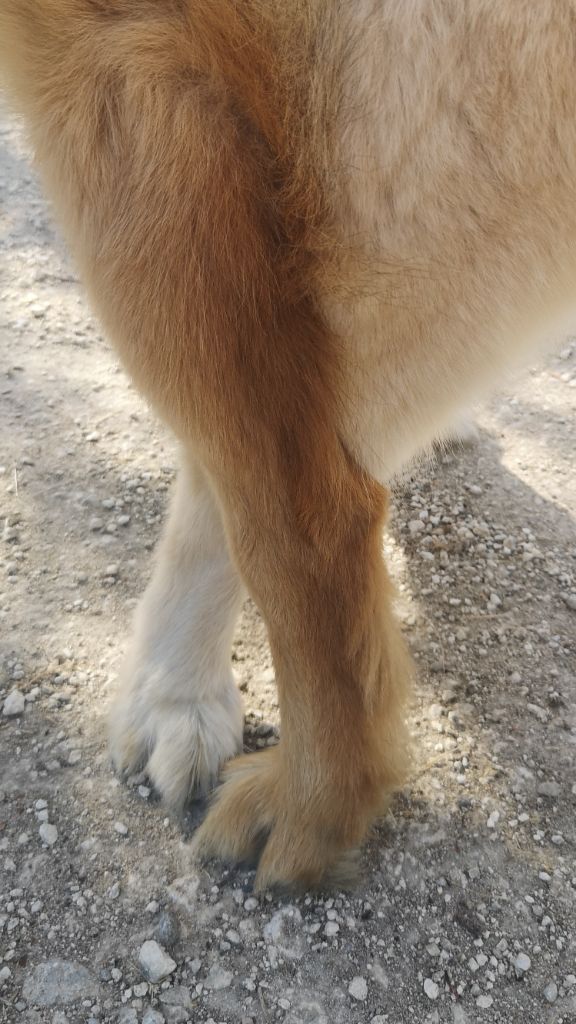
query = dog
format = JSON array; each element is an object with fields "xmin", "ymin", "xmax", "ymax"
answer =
[{"xmin": 1, "ymin": 0, "xmax": 575, "ymax": 889}]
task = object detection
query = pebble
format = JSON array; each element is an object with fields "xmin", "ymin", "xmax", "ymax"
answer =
[
  {"xmin": 39, "ymin": 823, "xmax": 58, "ymax": 846},
  {"xmin": 138, "ymin": 941, "xmax": 177, "ymax": 984},
  {"xmin": 159, "ymin": 986, "xmax": 193, "ymax": 1010},
  {"xmin": 423, "ymin": 979, "xmax": 439, "ymax": 1000},
  {"xmin": 348, "ymin": 976, "xmax": 368, "ymax": 1001},
  {"xmin": 3, "ymin": 689, "xmax": 25, "ymax": 716},
  {"xmin": 514, "ymin": 953, "xmax": 531, "ymax": 975},
  {"xmin": 113, "ymin": 821, "xmax": 128, "ymax": 835},
  {"xmin": 142, "ymin": 1011, "xmax": 165, "ymax": 1024},
  {"xmin": 476, "ymin": 995, "xmax": 493, "ymax": 1009},
  {"xmin": 153, "ymin": 910, "xmax": 180, "ymax": 949},
  {"xmin": 22, "ymin": 960, "xmax": 98, "ymax": 1007},
  {"xmin": 204, "ymin": 964, "xmax": 233, "ymax": 990},
  {"xmin": 263, "ymin": 906, "xmax": 305, "ymax": 962},
  {"xmin": 538, "ymin": 781, "xmax": 561, "ymax": 798},
  {"xmin": 117, "ymin": 1010, "xmax": 137, "ymax": 1024},
  {"xmin": 544, "ymin": 981, "xmax": 558, "ymax": 1003}
]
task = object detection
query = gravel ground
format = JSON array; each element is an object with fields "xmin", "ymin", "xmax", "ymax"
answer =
[{"xmin": 1, "ymin": 108, "xmax": 575, "ymax": 1024}]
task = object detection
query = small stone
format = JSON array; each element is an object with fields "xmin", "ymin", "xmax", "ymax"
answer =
[
  {"xmin": 514, "ymin": 953, "xmax": 531, "ymax": 975},
  {"xmin": 22, "ymin": 961, "xmax": 98, "ymax": 1007},
  {"xmin": 538, "ymin": 781, "xmax": 561, "ymax": 798},
  {"xmin": 487, "ymin": 811, "xmax": 500, "ymax": 829},
  {"xmin": 324, "ymin": 921, "xmax": 339, "ymax": 937},
  {"xmin": 476, "ymin": 995, "xmax": 493, "ymax": 1009},
  {"xmin": 107, "ymin": 882, "xmax": 120, "ymax": 900},
  {"xmin": 116, "ymin": 1010, "xmax": 138, "ymax": 1024},
  {"xmin": 349, "ymin": 977, "xmax": 368, "ymax": 1002},
  {"xmin": 263, "ymin": 907, "xmax": 305, "ymax": 962},
  {"xmin": 3, "ymin": 689, "xmax": 25, "ymax": 716},
  {"xmin": 408, "ymin": 519, "xmax": 425, "ymax": 534},
  {"xmin": 204, "ymin": 964, "xmax": 233, "ymax": 990},
  {"xmin": 153, "ymin": 911, "xmax": 180, "ymax": 949},
  {"xmin": 138, "ymin": 941, "xmax": 177, "ymax": 984},
  {"xmin": 0, "ymin": 966, "xmax": 12, "ymax": 983},
  {"xmin": 159, "ymin": 987, "xmax": 193, "ymax": 1012},
  {"xmin": 423, "ymin": 979, "xmax": 439, "ymax": 1000},
  {"xmin": 113, "ymin": 821, "xmax": 128, "ymax": 835},
  {"xmin": 544, "ymin": 981, "xmax": 558, "ymax": 1003},
  {"xmin": 243, "ymin": 897, "xmax": 258, "ymax": 911},
  {"xmin": 39, "ymin": 823, "xmax": 58, "ymax": 846},
  {"xmin": 142, "ymin": 1011, "xmax": 165, "ymax": 1024}
]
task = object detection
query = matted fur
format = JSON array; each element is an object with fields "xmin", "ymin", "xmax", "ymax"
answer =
[{"xmin": 1, "ymin": 0, "xmax": 575, "ymax": 887}]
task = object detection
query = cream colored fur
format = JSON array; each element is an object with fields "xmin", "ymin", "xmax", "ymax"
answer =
[{"xmin": 110, "ymin": 456, "xmax": 245, "ymax": 806}]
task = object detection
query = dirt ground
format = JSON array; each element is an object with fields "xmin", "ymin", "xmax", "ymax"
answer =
[{"xmin": 1, "ymin": 108, "xmax": 575, "ymax": 1024}]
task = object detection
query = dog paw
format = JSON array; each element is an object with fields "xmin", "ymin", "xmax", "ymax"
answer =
[
  {"xmin": 191, "ymin": 748, "xmax": 364, "ymax": 890},
  {"xmin": 109, "ymin": 676, "xmax": 244, "ymax": 809}
]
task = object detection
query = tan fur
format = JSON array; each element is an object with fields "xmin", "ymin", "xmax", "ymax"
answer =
[{"xmin": 1, "ymin": 0, "xmax": 575, "ymax": 887}]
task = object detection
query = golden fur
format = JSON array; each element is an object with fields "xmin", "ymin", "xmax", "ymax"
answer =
[{"xmin": 1, "ymin": 0, "xmax": 575, "ymax": 887}]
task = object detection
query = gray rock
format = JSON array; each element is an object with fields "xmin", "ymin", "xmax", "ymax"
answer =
[
  {"xmin": 476, "ymin": 995, "xmax": 493, "ymax": 1009},
  {"xmin": 3, "ymin": 689, "xmax": 25, "ymax": 716},
  {"xmin": 284, "ymin": 1001, "xmax": 328, "ymax": 1024},
  {"xmin": 204, "ymin": 964, "xmax": 233, "ymax": 990},
  {"xmin": 263, "ymin": 906, "xmax": 305, "ymax": 963},
  {"xmin": 138, "ymin": 941, "xmax": 177, "ymax": 984},
  {"xmin": 423, "ymin": 978, "xmax": 439, "ymax": 1000},
  {"xmin": 142, "ymin": 1011, "xmax": 165, "ymax": 1024},
  {"xmin": 538, "ymin": 781, "xmax": 561, "ymax": 798},
  {"xmin": 349, "ymin": 976, "xmax": 368, "ymax": 1001},
  {"xmin": 23, "ymin": 960, "xmax": 98, "ymax": 1007},
  {"xmin": 544, "ymin": 981, "xmax": 558, "ymax": 1003},
  {"xmin": 514, "ymin": 952, "xmax": 531, "ymax": 975},
  {"xmin": 39, "ymin": 823, "xmax": 58, "ymax": 847},
  {"xmin": 153, "ymin": 911, "xmax": 180, "ymax": 950},
  {"xmin": 158, "ymin": 987, "xmax": 192, "ymax": 1010},
  {"xmin": 117, "ymin": 1010, "xmax": 138, "ymax": 1024},
  {"xmin": 161, "ymin": 1009, "xmax": 188, "ymax": 1024}
]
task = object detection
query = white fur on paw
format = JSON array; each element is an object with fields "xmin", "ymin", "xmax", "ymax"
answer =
[{"xmin": 110, "ymin": 680, "xmax": 244, "ymax": 809}]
